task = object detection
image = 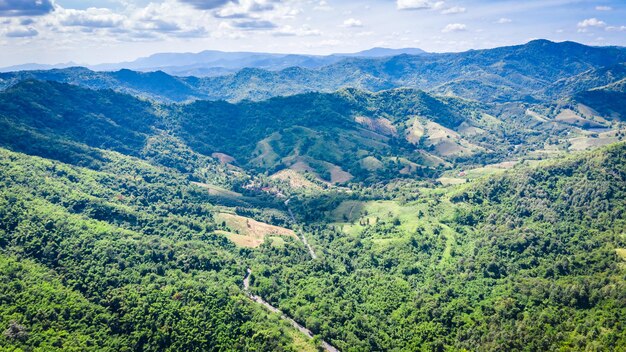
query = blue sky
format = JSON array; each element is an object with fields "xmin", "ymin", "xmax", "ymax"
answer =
[{"xmin": 0, "ymin": 0, "xmax": 625, "ymax": 66}]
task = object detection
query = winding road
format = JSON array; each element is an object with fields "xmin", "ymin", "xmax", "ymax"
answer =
[
  {"xmin": 240, "ymin": 199, "xmax": 336, "ymax": 349},
  {"xmin": 285, "ymin": 198, "xmax": 318, "ymax": 259},
  {"xmin": 243, "ymin": 269, "xmax": 339, "ymax": 352}
]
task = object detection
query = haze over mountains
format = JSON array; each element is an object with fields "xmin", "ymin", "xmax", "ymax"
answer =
[
  {"xmin": 1, "ymin": 40, "xmax": 624, "ymax": 104},
  {"xmin": 0, "ymin": 47, "xmax": 427, "ymax": 77}
]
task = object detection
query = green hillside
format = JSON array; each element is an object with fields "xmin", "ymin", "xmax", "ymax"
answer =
[
  {"xmin": 250, "ymin": 143, "xmax": 626, "ymax": 350},
  {"xmin": 1, "ymin": 135, "xmax": 625, "ymax": 350},
  {"xmin": 0, "ymin": 39, "xmax": 625, "ymax": 352},
  {"xmin": 0, "ymin": 146, "xmax": 316, "ymax": 351},
  {"xmin": 3, "ymin": 79, "xmax": 617, "ymax": 186}
]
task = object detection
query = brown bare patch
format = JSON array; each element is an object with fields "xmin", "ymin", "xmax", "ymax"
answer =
[
  {"xmin": 327, "ymin": 163, "xmax": 353, "ymax": 184},
  {"xmin": 405, "ymin": 119, "xmax": 425, "ymax": 144},
  {"xmin": 355, "ymin": 116, "xmax": 397, "ymax": 136},
  {"xmin": 555, "ymin": 109, "xmax": 604, "ymax": 129},
  {"xmin": 215, "ymin": 213, "xmax": 296, "ymax": 248},
  {"xmin": 271, "ymin": 169, "xmax": 322, "ymax": 190},
  {"xmin": 211, "ymin": 152, "xmax": 236, "ymax": 164}
]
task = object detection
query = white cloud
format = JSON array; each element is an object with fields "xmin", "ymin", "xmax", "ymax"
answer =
[
  {"xmin": 213, "ymin": 0, "xmax": 282, "ymax": 19},
  {"xmin": 433, "ymin": 1, "xmax": 445, "ymax": 10},
  {"xmin": 442, "ymin": 23, "xmax": 466, "ymax": 33},
  {"xmin": 595, "ymin": 6, "xmax": 612, "ymax": 11},
  {"xmin": 397, "ymin": 0, "xmax": 444, "ymax": 11},
  {"xmin": 497, "ymin": 18, "xmax": 512, "ymax": 24},
  {"xmin": 315, "ymin": 39, "xmax": 341, "ymax": 47},
  {"xmin": 577, "ymin": 17, "xmax": 606, "ymax": 32},
  {"xmin": 606, "ymin": 25, "xmax": 626, "ymax": 32},
  {"xmin": 273, "ymin": 24, "xmax": 321, "ymax": 37},
  {"xmin": 313, "ymin": 0, "xmax": 332, "ymax": 11},
  {"xmin": 130, "ymin": 1, "xmax": 212, "ymax": 37},
  {"xmin": 342, "ymin": 18, "xmax": 363, "ymax": 28},
  {"xmin": 59, "ymin": 8, "xmax": 125, "ymax": 28},
  {"xmin": 441, "ymin": 6, "xmax": 465, "ymax": 15},
  {"xmin": 6, "ymin": 27, "xmax": 38, "ymax": 38}
]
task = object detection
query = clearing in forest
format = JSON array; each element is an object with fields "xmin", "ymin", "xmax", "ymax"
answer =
[
  {"xmin": 191, "ymin": 182, "xmax": 243, "ymax": 198},
  {"xmin": 215, "ymin": 212, "xmax": 296, "ymax": 248},
  {"xmin": 270, "ymin": 169, "xmax": 323, "ymax": 190}
]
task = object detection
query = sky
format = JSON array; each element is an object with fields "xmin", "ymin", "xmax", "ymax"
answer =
[{"xmin": 0, "ymin": 0, "xmax": 625, "ymax": 66}]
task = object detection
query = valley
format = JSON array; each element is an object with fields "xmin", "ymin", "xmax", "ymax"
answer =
[{"xmin": 0, "ymin": 39, "xmax": 625, "ymax": 351}]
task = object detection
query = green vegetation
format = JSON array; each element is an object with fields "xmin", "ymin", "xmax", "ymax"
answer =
[
  {"xmin": 0, "ymin": 147, "xmax": 316, "ymax": 351},
  {"xmin": 1, "ymin": 40, "xmax": 626, "ymax": 351},
  {"xmin": 3, "ymin": 78, "xmax": 615, "ymax": 188},
  {"xmin": 250, "ymin": 144, "xmax": 626, "ymax": 351}
]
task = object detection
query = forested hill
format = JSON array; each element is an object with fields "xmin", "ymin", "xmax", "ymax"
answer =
[
  {"xmin": 0, "ymin": 145, "xmax": 318, "ymax": 351},
  {"xmin": 0, "ymin": 135, "xmax": 624, "ymax": 350},
  {"xmin": 2, "ymin": 79, "xmax": 616, "ymax": 185},
  {"xmin": 250, "ymin": 143, "xmax": 626, "ymax": 350},
  {"xmin": 0, "ymin": 39, "xmax": 625, "ymax": 351},
  {"xmin": 1, "ymin": 40, "xmax": 625, "ymax": 103}
]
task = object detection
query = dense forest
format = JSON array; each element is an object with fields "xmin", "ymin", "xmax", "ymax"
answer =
[
  {"xmin": 1, "ymin": 136, "xmax": 625, "ymax": 351},
  {"xmin": 1, "ymin": 39, "xmax": 626, "ymax": 351},
  {"xmin": 251, "ymin": 144, "xmax": 626, "ymax": 350}
]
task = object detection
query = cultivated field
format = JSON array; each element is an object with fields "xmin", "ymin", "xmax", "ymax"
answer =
[{"xmin": 215, "ymin": 212, "xmax": 297, "ymax": 248}]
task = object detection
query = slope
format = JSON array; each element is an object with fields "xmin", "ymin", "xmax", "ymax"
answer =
[
  {"xmin": 0, "ymin": 146, "xmax": 317, "ymax": 351},
  {"xmin": 248, "ymin": 143, "xmax": 626, "ymax": 351}
]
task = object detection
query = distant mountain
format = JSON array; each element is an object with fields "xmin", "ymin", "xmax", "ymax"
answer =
[
  {"xmin": 89, "ymin": 50, "xmax": 343, "ymax": 76},
  {"xmin": 544, "ymin": 63, "xmax": 626, "ymax": 99},
  {"xmin": 334, "ymin": 47, "xmax": 426, "ymax": 57},
  {"xmin": 1, "ymin": 40, "xmax": 625, "ymax": 105},
  {"xmin": 0, "ymin": 62, "xmax": 79, "ymax": 73},
  {"xmin": 0, "ymin": 47, "xmax": 427, "ymax": 77},
  {"xmin": 0, "ymin": 67, "xmax": 207, "ymax": 103},
  {"xmin": 91, "ymin": 47, "xmax": 427, "ymax": 76}
]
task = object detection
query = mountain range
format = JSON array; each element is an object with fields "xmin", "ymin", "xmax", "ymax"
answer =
[
  {"xmin": 1, "ymin": 40, "xmax": 625, "ymax": 105},
  {"xmin": 1, "ymin": 39, "xmax": 626, "ymax": 351},
  {"xmin": 0, "ymin": 47, "xmax": 427, "ymax": 77}
]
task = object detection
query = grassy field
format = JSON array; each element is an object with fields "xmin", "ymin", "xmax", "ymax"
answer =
[
  {"xmin": 270, "ymin": 169, "xmax": 323, "ymax": 191},
  {"xmin": 437, "ymin": 177, "xmax": 467, "ymax": 186},
  {"xmin": 616, "ymin": 248, "xmax": 626, "ymax": 261},
  {"xmin": 191, "ymin": 182, "xmax": 243, "ymax": 198},
  {"xmin": 250, "ymin": 133, "xmax": 281, "ymax": 168},
  {"xmin": 437, "ymin": 160, "xmax": 517, "ymax": 185},
  {"xmin": 326, "ymin": 190, "xmax": 465, "ymax": 272},
  {"xmin": 215, "ymin": 212, "xmax": 296, "ymax": 248},
  {"xmin": 359, "ymin": 156, "xmax": 384, "ymax": 171},
  {"xmin": 329, "ymin": 195, "xmax": 449, "ymax": 237}
]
